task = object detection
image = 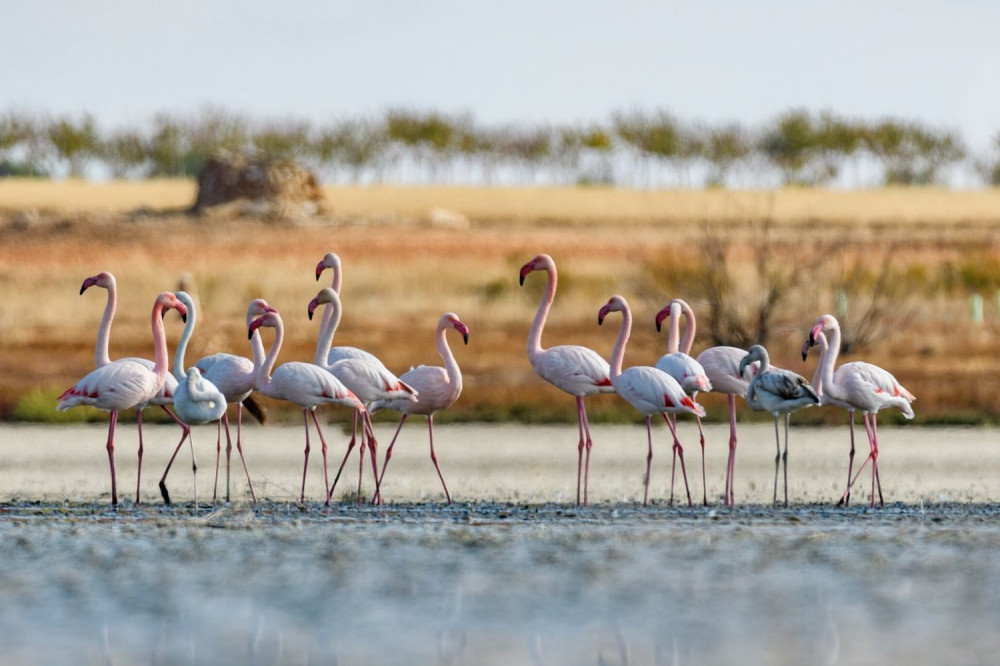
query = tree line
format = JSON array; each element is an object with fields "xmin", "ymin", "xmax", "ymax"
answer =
[{"xmin": 1, "ymin": 106, "xmax": 998, "ymax": 188}]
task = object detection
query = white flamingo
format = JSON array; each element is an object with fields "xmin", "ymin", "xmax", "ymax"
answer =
[
  {"xmin": 156, "ymin": 291, "xmax": 228, "ymax": 506},
  {"xmin": 370, "ymin": 312, "xmax": 470, "ymax": 504},
  {"xmin": 79, "ymin": 271, "xmax": 190, "ymax": 502},
  {"xmin": 599, "ymin": 295, "xmax": 706, "ymax": 506},
  {"xmin": 249, "ymin": 308, "xmax": 366, "ymax": 505},
  {"xmin": 739, "ymin": 344, "xmax": 819, "ymax": 506},
  {"xmin": 57, "ymin": 292, "xmax": 187, "ymax": 506},
  {"xmin": 194, "ymin": 298, "xmax": 276, "ymax": 503},
  {"xmin": 654, "ymin": 299, "xmax": 712, "ymax": 504},
  {"xmin": 803, "ymin": 314, "xmax": 915, "ymax": 507},
  {"xmin": 521, "ymin": 253, "xmax": 615, "ymax": 506},
  {"xmin": 307, "ymin": 287, "xmax": 417, "ymax": 504}
]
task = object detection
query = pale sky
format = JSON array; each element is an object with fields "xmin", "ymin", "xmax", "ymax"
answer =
[{"xmin": 3, "ymin": 1, "xmax": 1000, "ymax": 148}]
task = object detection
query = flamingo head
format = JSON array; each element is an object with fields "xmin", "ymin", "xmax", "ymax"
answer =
[
  {"xmin": 248, "ymin": 311, "xmax": 281, "ymax": 339},
  {"xmin": 519, "ymin": 253, "xmax": 554, "ymax": 286},
  {"xmin": 316, "ymin": 252, "xmax": 341, "ymax": 281},
  {"xmin": 597, "ymin": 295, "xmax": 628, "ymax": 325},
  {"xmin": 444, "ymin": 313, "xmax": 470, "ymax": 344},
  {"xmin": 156, "ymin": 292, "xmax": 187, "ymax": 323},
  {"xmin": 654, "ymin": 301, "xmax": 682, "ymax": 333},
  {"xmin": 738, "ymin": 345, "xmax": 766, "ymax": 376},
  {"xmin": 307, "ymin": 287, "xmax": 340, "ymax": 321},
  {"xmin": 807, "ymin": 314, "xmax": 838, "ymax": 347},
  {"xmin": 80, "ymin": 271, "xmax": 115, "ymax": 295},
  {"xmin": 247, "ymin": 299, "xmax": 276, "ymax": 320},
  {"xmin": 801, "ymin": 337, "xmax": 813, "ymax": 361}
]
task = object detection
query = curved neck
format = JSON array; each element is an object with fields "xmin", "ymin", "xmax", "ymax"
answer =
[
  {"xmin": 811, "ymin": 331, "xmax": 829, "ymax": 393},
  {"xmin": 677, "ymin": 300, "xmax": 696, "ymax": 355},
  {"xmin": 665, "ymin": 302, "xmax": 681, "ymax": 354},
  {"xmin": 255, "ymin": 319, "xmax": 284, "ymax": 391},
  {"xmin": 320, "ymin": 257, "xmax": 344, "ymax": 334},
  {"xmin": 173, "ymin": 301, "xmax": 196, "ymax": 381},
  {"xmin": 608, "ymin": 307, "xmax": 632, "ymax": 380},
  {"xmin": 149, "ymin": 302, "xmax": 170, "ymax": 381},
  {"xmin": 437, "ymin": 322, "xmax": 463, "ymax": 392},
  {"xmin": 314, "ymin": 299, "xmax": 342, "ymax": 368},
  {"xmin": 527, "ymin": 267, "xmax": 556, "ymax": 361},
  {"xmin": 818, "ymin": 322, "xmax": 842, "ymax": 394},
  {"xmin": 246, "ymin": 308, "xmax": 266, "ymax": 367},
  {"xmin": 95, "ymin": 283, "xmax": 117, "ymax": 367}
]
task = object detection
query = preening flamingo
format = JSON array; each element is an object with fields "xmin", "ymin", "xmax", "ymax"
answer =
[
  {"xmin": 156, "ymin": 291, "xmax": 227, "ymax": 505},
  {"xmin": 307, "ymin": 287, "xmax": 416, "ymax": 504},
  {"xmin": 194, "ymin": 298, "xmax": 276, "ymax": 503},
  {"xmin": 599, "ymin": 295, "xmax": 705, "ymax": 506},
  {"xmin": 370, "ymin": 312, "xmax": 470, "ymax": 504},
  {"xmin": 520, "ymin": 254, "xmax": 614, "ymax": 506},
  {"xmin": 654, "ymin": 299, "xmax": 712, "ymax": 504},
  {"xmin": 739, "ymin": 345, "xmax": 819, "ymax": 506},
  {"xmin": 79, "ymin": 271, "xmax": 190, "ymax": 502},
  {"xmin": 57, "ymin": 292, "xmax": 188, "ymax": 506},
  {"xmin": 803, "ymin": 314, "xmax": 915, "ymax": 507},
  {"xmin": 249, "ymin": 308, "xmax": 366, "ymax": 505}
]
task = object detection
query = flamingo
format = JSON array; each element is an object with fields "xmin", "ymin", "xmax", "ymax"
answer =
[
  {"xmin": 156, "ymin": 291, "xmax": 228, "ymax": 506},
  {"xmin": 315, "ymin": 252, "xmax": 383, "ymax": 366},
  {"xmin": 194, "ymin": 298, "xmax": 276, "ymax": 503},
  {"xmin": 739, "ymin": 345, "xmax": 819, "ymax": 506},
  {"xmin": 57, "ymin": 292, "xmax": 188, "ymax": 506},
  {"xmin": 598, "ymin": 295, "xmax": 706, "ymax": 506},
  {"xmin": 520, "ymin": 254, "xmax": 615, "ymax": 506},
  {"xmin": 803, "ymin": 314, "xmax": 915, "ymax": 507},
  {"xmin": 79, "ymin": 271, "xmax": 190, "ymax": 502},
  {"xmin": 306, "ymin": 287, "xmax": 416, "ymax": 504},
  {"xmin": 370, "ymin": 312, "xmax": 470, "ymax": 504},
  {"xmin": 249, "ymin": 308, "xmax": 366, "ymax": 505},
  {"xmin": 654, "ymin": 299, "xmax": 712, "ymax": 504}
]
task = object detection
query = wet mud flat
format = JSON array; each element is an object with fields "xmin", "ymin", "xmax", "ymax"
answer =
[{"xmin": 2, "ymin": 500, "xmax": 1000, "ymax": 665}]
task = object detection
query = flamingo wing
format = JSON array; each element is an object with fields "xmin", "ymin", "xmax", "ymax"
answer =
[
  {"xmin": 535, "ymin": 345, "xmax": 613, "ymax": 396},
  {"xmin": 58, "ymin": 359, "xmax": 163, "ymax": 412},
  {"xmin": 655, "ymin": 352, "xmax": 712, "ymax": 395}
]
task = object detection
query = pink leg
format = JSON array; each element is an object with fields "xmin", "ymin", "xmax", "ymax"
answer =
[
  {"xmin": 574, "ymin": 396, "xmax": 586, "ymax": 506},
  {"xmin": 158, "ymin": 419, "xmax": 192, "ymax": 506},
  {"xmin": 841, "ymin": 414, "xmax": 877, "ymax": 504},
  {"xmin": 696, "ymin": 415, "xmax": 707, "ymax": 506},
  {"xmin": 580, "ymin": 398, "xmax": 594, "ymax": 506},
  {"xmin": 841, "ymin": 410, "xmax": 856, "ymax": 507},
  {"xmin": 223, "ymin": 410, "xmax": 234, "ymax": 501},
  {"xmin": 234, "ymin": 403, "xmax": 257, "ymax": 503},
  {"xmin": 300, "ymin": 410, "xmax": 311, "ymax": 505},
  {"xmin": 106, "ymin": 411, "xmax": 120, "ymax": 506},
  {"xmin": 158, "ymin": 405, "xmax": 196, "ymax": 504},
  {"xmin": 357, "ymin": 414, "xmax": 367, "ymax": 505},
  {"xmin": 328, "ymin": 410, "xmax": 360, "ymax": 500},
  {"xmin": 726, "ymin": 395, "xmax": 737, "ymax": 506},
  {"xmin": 642, "ymin": 416, "xmax": 654, "ymax": 506},
  {"xmin": 135, "ymin": 408, "xmax": 144, "ymax": 503},
  {"xmin": 363, "ymin": 411, "xmax": 381, "ymax": 504},
  {"xmin": 871, "ymin": 415, "xmax": 883, "ymax": 507},
  {"xmin": 772, "ymin": 418, "xmax": 781, "ymax": 505},
  {"xmin": 309, "ymin": 410, "xmax": 331, "ymax": 506},
  {"xmin": 663, "ymin": 414, "xmax": 692, "ymax": 507},
  {"xmin": 427, "ymin": 415, "xmax": 452, "ymax": 504},
  {"xmin": 372, "ymin": 414, "xmax": 408, "ymax": 504},
  {"xmin": 213, "ymin": 415, "xmax": 225, "ymax": 500}
]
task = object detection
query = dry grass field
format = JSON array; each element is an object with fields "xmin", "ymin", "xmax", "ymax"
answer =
[{"xmin": 1, "ymin": 179, "xmax": 999, "ymax": 424}]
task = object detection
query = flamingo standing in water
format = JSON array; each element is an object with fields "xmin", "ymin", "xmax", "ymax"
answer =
[
  {"xmin": 654, "ymin": 299, "xmax": 712, "ymax": 504},
  {"xmin": 520, "ymin": 254, "xmax": 615, "ymax": 506},
  {"xmin": 306, "ymin": 287, "xmax": 416, "ymax": 504},
  {"xmin": 598, "ymin": 295, "xmax": 705, "ymax": 506},
  {"xmin": 156, "ymin": 291, "xmax": 227, "ymax": 505},
  {"xmin": 57, "ymin": 292, "xmax": 188, "ymax": 506},
  {"xmin": 739, "ymin": 345, "xmax": 819, "ymax": 506},
  {"xmin": 370, "ymin": 312, "xmax": 470, "ymax": 504},
  {"xmin": 194, "ymin": 298, "xmax": 276, "ymax": 503},
  {"xmin": 802, "ymin": 314, "xmax": 915, "ymax": 507},
  {"xmin": 79, "ymin": 271, "xmax": 191, "ymax": 502},
  {"xmin": 249, "ymin": 308, "xmax": 366, "ymax": 505}
]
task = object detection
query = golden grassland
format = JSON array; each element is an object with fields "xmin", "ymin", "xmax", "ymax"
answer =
[{"xmin": 1, "ymin": 179, "xmax": 999, "ymax": 425}]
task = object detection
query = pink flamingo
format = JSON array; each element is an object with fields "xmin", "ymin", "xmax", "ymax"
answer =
[
  {"xmin": 57, "ymin": 292, "xmax": 188, "ymax": 506},
  {"xmin": 520, "ymin": 254, "xmax": 615, "ymax": 506},
  {"xmin": 598, "ymin": 295, "xmax": 706, "ymax": 506},
  {"xmin": 739, "ymin": 345, "xmax": 819, "ymax": 506},
  {"xmin": 654, "ymin": 299, "xmax": 712, "ymax": 504},
  {"xmin": 306, "ymin": 287, "xmax": 416, "ymax": 504},
  {"xmin": 370, "ymin": 312, "xmax": 470, "ymax": 504},
  {"xmin": 79, "ymin": 271, "xmax": 191, "ymax": 502},
  {"xmin": 249, "ymin": 308, "xmax": 366, "ymax": 505},
  {"xmin": 315, "ymin": 252, "xmax": 384, "ymax": 366},
  {"xmin": 803, "ymin": 314, "xmax": 915, "ymax": 507},
  {"xmin": 194, "ymin": 298, "xmax": 277, "ymax": 503}
]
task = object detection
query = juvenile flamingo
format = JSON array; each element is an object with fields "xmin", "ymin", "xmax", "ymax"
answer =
[
  {"xmin": 79, "ymin": 271, "xmax": 190, "ymax": 502},
  {"xmin": 157, "ymin": 291, "xmax": 227, "ymax": 506},
  {"xmin": 306, "ymin": 287, "xmax": 416, "ymax": 504},
  {"xmin": 803, "ymin": 314, "xmax": 915, "ymax": 507},
  {"xmin": 57, "ymin": 292, "xmax": 188, "ymax": 506},
  {"xmin": 249, "ymin": 308, "xmax": 366, "ymax": 505},
  {"xmin": 194, "ymin": 298, "xmax": 276, "ymax": 502},
  {"xmin": 370, "ymin": 312, "xmax": 470, "ymax": 504},
  {"xmin": 520, "ymin": 254, "xmax": 615, "ymax": 506},
  {"xmin": 598, "ymin": 295, "xmax": 705, "ymax": 506},
  {"xmin": 739, "ymin": 345, "xmax": 819, "ymax": 506},
  {"xmin": 654, "ymin": 299, "xmax": 712, "ymax": 504}
]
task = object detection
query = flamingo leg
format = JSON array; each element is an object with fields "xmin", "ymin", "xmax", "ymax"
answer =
[
  {"xmin": 839, "ymin": 410, "xmax": 857, "ymax": 507},
  {"xmin": 213, "ymin": 415, "xmax": 224, "ymax": 501},
  {"xmin": 726, "ymin": 395, "xmax": 737, "ymax": 507},
  {"xmin": 223, "ymin": 410, "xmax": 234, "ymax": 502},
  {"xmin": 309, "ymin": 410, "xmax": 331, "ymax": 506},
  {"xmin": 580, "ymin": 397, "xmax": 594, "ymax": 507},
  {"xmin": 427, "ymin": 415, "xmax": 452, "ymax": 504},
  {"xmin": 782, "ymin": 413, "xmax": 790, "ymax": 507},
  {"xmin": 300, "ymin": 409, "xmax": 311, "ymax": 505},
  {"xmin": 106, "ymin": 411, "xmax": 120, "ymax": 507},
  {"xmin": 135, "ymin": 408, "xmax": 144, "ymax": 504},
  {"xmin": 574, "ymin": 396, "xmax": 585, "ymax": 506},
  {"xmin": 357, "ymin": 414, "xmax": 367, "ymax": 505},
  {"xmin": 696, "ymin": 414, "xmax": 707, "ymax": 506},
  {"xmin": 871, "ymin": 414, "xmax": 883, "ymax": 508},
  {"xmin": 840, "ymin": 414, "xmax": 877, "ymax": 505},
  {"xmin": 364, "ymin": 411, "xmax": 381, "ymax": 505},
  {"xmin": 663, "ymin": 413, "xmax": 692, "ymax": 507},
  {"xmin": 772, "ymin": 417, "xmax": 781, "ymax": 506},
  {"xmin": 642, "ymin": 416, "xmax": 654, "ymax": 506},
  {"xmin": 234, "ymin": 402, "xmax": 257, "ymax": 503},
  {"xmin": 372, "ymin": 414, "xmax": 408, "ymax": 504},
  {"xmin": 158, "ymin": 420, "xmax": 192, "ymax": 506},
  {"xmin": 328, "ymin": 411, "xmax": 359, "ymax": 501}
]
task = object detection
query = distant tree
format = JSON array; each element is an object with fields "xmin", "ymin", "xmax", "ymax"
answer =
[
  {"xmin": 697, "ymin": 122, "xmax": 752, "ymax": 187},
  {"xmin": 759, "ymin": 110, "xmax": 827, "ymax": 185},
  {"xmin": 252, "ymin": 119, "xmax": 311, "ymax": 161},
  {"xmin": 311, "ymin": 118, "xmax": 385, "ymax": 183},
  {"xmin": 146, "ymin": 114, "xmax": 189, "ymax": 177},
  {"xmin": 185, "ymin": 106, "xmax": 249, "ymax": 165},
  {"xmin": 101, "ymin": 128, "xmax": 147, "ymax": 179},
  {"xmin": 973, "ymin": 131, "xmax": 1000, "ymax": 186},
  {"xmin": 0, "ymin": 110, "xmax": 48, "ymax": 177},
  {"xmin": 47, "ymin": 113, "xmax": 101, "ymax": 178},
  {"xmin": 613, "ymin": 109, "xmax": 695, "ymax": 186},
  {"xmin": 862, "ymin": 120, "xmax": 965, "ymax": 185},
  {"xmin": 497, "ymin": 126, "xmax": 552, "ymax": 183}
]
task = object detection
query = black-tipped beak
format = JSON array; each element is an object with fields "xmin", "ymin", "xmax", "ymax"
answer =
[
  {"xmin": 308, "ymin": 309, "xmax": 314, "ymax": 321},
  {"xmin": 802, "ymin": 351, "xmax": 808, "ymax": 362},
  {"xmin": 79, "ymin": 285, "xmax": 86, "ymax": 295},
  {"xmin": 655, "ymin": 320, "xmax": 661, "ymax": 333},
  {"xmin": 809, "ymin": 333, "xmax": 816, "ymax": 346},
  {"xmin": 463, "ymin": 332, "xmax": 469, "ymax": 345},
  {"xmin": 598, "ymin": 315, "xmax": 605, "ymax": 326},
  {"xmin": 180, "ymin": 313, "xmax": 187, "ymax": 324},
  {"xmin": 248, "ymin": 328, "xmax": 254, "ymax": 340},
  {"xmin": 519, "ymin": 274, "xmax": 525, "ymax": 286}
]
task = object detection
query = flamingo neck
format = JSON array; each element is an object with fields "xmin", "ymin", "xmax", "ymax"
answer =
[
  {"xmin": 818, "ymin": 321, "xmax": 842, "ymax": 396},
  {"xmin": 246, "ymin": 309, "xmax": 266, "ymax": 368},
  {"xmin": 95, "ymin": 282, "xmax": 117, "ymax": 367},
  {"xmin": 665, "ymin": 302, "xmax": 681, "ymax": 354},
  {"xmin": 527, "ymin": 267, "xmax": 556, "ymax": 361},
  {"xmin": 314, "ymin": 299, "xmax": 342, "ymax": 368},
  {"xmin": 745, "ymin": 347, "xmax": 771, "ymax": 403},
  {"xmin": 173, "ymin": 300, "xmax": 197, "ymax": 381},
  {"xmin": 255, "ymin": 319, "xmax": 284, "ymax": 391},
  {"xmin": 320, "ymin": 258, "xmax": 344, "ymax": 334},
  {"xmin": 437, "ymin": 321, "xmax": 463, "ymax": 395},
  {"xmin": 609, "ymin": 306, "xmax": 632, "ymax": 381},
  {"xmin": 149, "ymin": 302, "xmax": 170, "ymax": 382},
  {"xmin": 810, "ymin": 331, "xmax": 829, "ymax": 395},
  {"xmin": 677, "ymin": 300, "xmax": 696, "ymax": 355}
]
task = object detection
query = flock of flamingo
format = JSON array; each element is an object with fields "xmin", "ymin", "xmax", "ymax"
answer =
[{"xmin": 56, "ymin": 252, "xmax": 915, "ymax": 509}]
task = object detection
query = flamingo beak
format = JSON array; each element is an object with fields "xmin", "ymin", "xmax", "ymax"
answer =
[
  {"xmin": 519, "ymin": 262, "xmax": 534, "ymax": 286},
  {"xmin": 598, "ymin": 305, "xmax": 610, "ymax": 325},
  {"xmin": 315, "ymin": 260, "xmax": 326, "ymax": 281},
  {"xmin": 307, "ymin": 298, "xmax": 320, "ymax": 320},
  {"xmin": 654, "ymin": 306, "xmax": 670, "ymax": 333}
]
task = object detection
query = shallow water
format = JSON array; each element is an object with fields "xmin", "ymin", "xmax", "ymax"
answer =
[{"xmin": 1, "ymin": 424, "xmax": 999, "ymax": 664}]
